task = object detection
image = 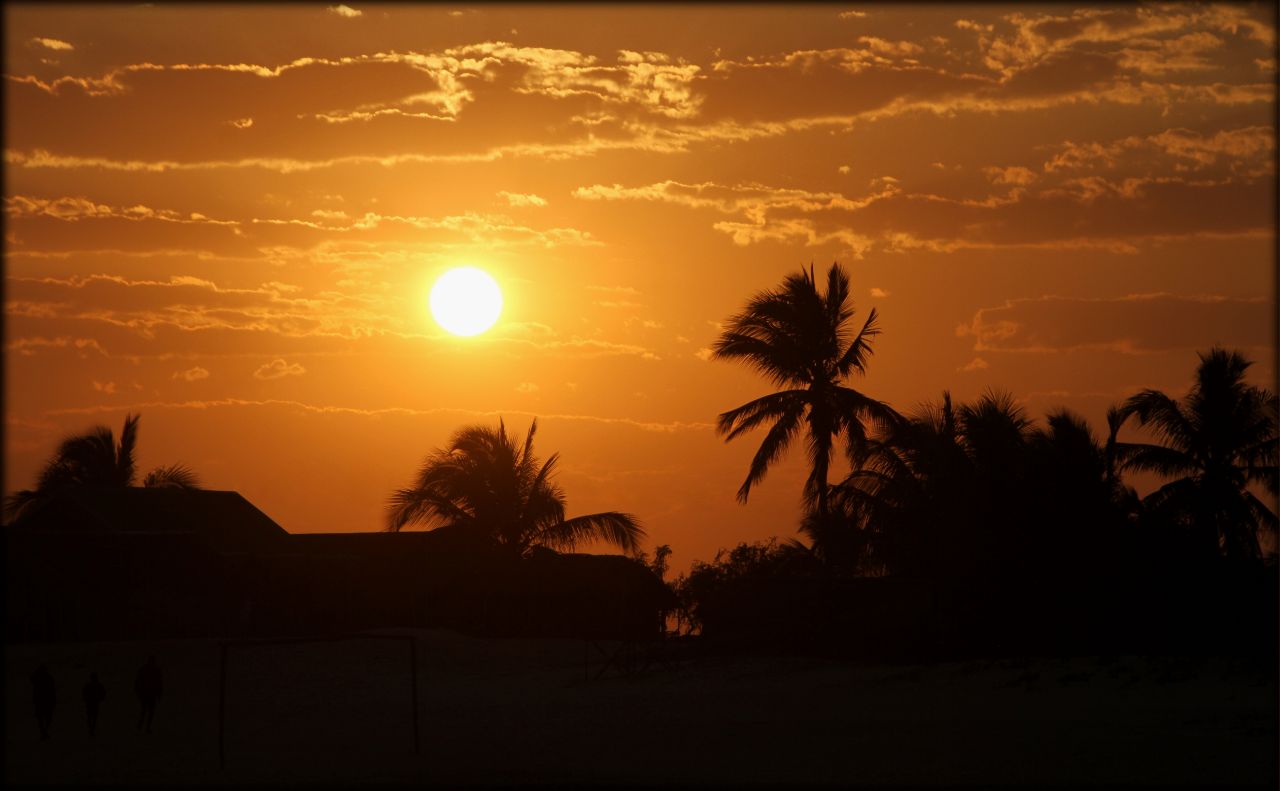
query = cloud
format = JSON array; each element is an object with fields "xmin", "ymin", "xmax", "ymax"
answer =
[
  {"xmin": 869, "ymin": 287, "xmax": 890, "ymax": 298},
  {"xmin": 856, "ymin": 37, "xmax": 923, "ymax": 57},
  {"xmin": 310, "ymin": 209, "xmax": 348, "ymax": 220},
  {"xmin": 6, "ymin": 5, "xmax": 1273, "ymax": 182},
  {"xmin": 253, "ymin": 359, "xmax": 307, "ymax": 379},
  {"xmin": 6, "ymin": 195, "xmax": 238, "ymax": 226},
  {"xmin": 574, "ymin": 179, "xmax": 898, "ymax": 217},
  {"xmin": 1045, "ymin": 126, "xmax": 1275, "ymax": 175},
  {"xmin": 695, "ymin": 348, "xmax": 714, "ymax": 361},
  {"xmin": 173, "ymin": 366, "xmax": 210, "ymax": 382},
  {"xmin": 838, "ymin": 11, "xmax": 867, "ymax": 20},
  {"xmin": 5, "ymin": 194, "xmax": 603, "ymax": 259},
  {"xmin": 586, "ymin": 284, "xmax": 641, "ymax": 296},
  {"xmin": 497, "ymin": 191, "xmax": 547, "ymax": 207},
  {"xmin": 7, "ymin": 336, "xmax": 108, "ymax": 357},
  {"xmin": 959, "ymin": 357, "xmax": 990, "ymax": 372},
  {"xmin": 327, "ymin": 5, "xmax": 362, "ymax": 18},
  {"xmin": 92, "ymin": 380, "xmax": 117, "ymax": 394},
  {"xmin": 31, "ymin": 37, "xmax": 73, "ymax": 51},
  {"xmin": 573, "ymin": 138, "xmax": 1272, "ymax": 256},
  {"xmin": 515, "ymin": 382, "xmax": 539, "ymax": 393},
  {"xmin": 594, "ymin": 300, "xmax": 643, "ymax": 309},
  {"xmin": 229, "ymin": 117, "xmax": 254, "ymax": 129},
  {"xmin": 960, "ymin": 294, "xmax": 1275, "ymax": 354},
  {"xmin": 45, "ymin": 398, "xmax": 714, "ymax": 433},
  {"xmin": 983, "ymin": 166, "xmax": 1037, "ymax": 185}
]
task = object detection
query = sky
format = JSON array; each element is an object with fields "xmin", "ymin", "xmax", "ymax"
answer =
[{"xmin": 4, "ymin": 3, "xmax": 1276, "ymax": 573}]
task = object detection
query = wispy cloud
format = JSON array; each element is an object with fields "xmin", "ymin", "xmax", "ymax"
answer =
[
  {"xmin": 253, "ymin": 359, "xmax": 307, "ymax": 379},
  {"xmin": 327, "ymin": 5, "xmax": 362, "ymax": 18},
  {"xmin": 960, "ymin": 293, "xmax": 1275, "ymax": 354},
  {"xmin": 45, "ymin": 398, "xmax": 714, "ymax": 433},
  {"xmin": 173, "ymin": 366, "xmax": 210, "ymax": 382},
  {"xmin": 497, "ymin": 191, "xmax": 548, "ymax": 208},
  {"xmin": 31, "ymin": 37, "xmax": 73, "ymax": 51}
]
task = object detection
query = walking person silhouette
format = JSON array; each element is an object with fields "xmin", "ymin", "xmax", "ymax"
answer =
[
  {"xmin": 31, "ymin": 664, "xmax": 55, "ymax": 741},
  {"xmin": 134, "ymin": 656, "xmax": 163, "ymax": 734},
  {"xmin": 83, "ymin": 672, "xmax": 106, "ymax": 737}
]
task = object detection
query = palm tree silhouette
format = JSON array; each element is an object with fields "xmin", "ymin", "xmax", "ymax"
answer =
[
  {"xmin": 386, "ymin": 418, "xmax": 645, "ymax": 556},
  {"xmin": 835, "ymin": 391, "xmax": 980, "ymax": 577},
  {"xmin": 4, "ymin": 413, "xmax": 202, "ymax": 522},
  {"xmin": 1111, "ymin": 347, "xmax": 1278, "ymax": 563},
  {"xmin": 712, "ymin": 262, "xmax": 897, "ymax": 517},
  {"xmin": 834, "ymin": 390, "xmax": 1128, "ymax": 578}
]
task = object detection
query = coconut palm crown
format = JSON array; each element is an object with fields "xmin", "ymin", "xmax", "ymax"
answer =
[
  {"xmin": 4, "ymin": 413, "xmax": 202, "ymax": 523},
  {"xmin": 1111, "ymin": 347, "xmax": 1278, "ymax": 562},
  {"xmin": 712, "ymin": 262, "xmax": 898, "ymax": 516},
  {"xmin": 386, "ymin": 418, "xmax": 645, "ymax": 557}
]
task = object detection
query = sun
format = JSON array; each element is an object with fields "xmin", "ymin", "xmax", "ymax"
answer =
[{"xmin": 429, "ymin": 267, "xmax": 503, "ymax": 337}]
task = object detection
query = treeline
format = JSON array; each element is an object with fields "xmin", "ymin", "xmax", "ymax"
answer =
[{"xmin": 660, "ymin": 264, "xmax": 1277, "ymax": 660}]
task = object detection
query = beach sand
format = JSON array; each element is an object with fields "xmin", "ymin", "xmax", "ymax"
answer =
[{"xmin": 6, "ymin": 629, "xmax": 1276, "ymax": 786}]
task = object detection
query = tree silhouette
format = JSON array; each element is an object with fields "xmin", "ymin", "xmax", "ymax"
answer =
[
  {"xmin": 834, "ymin": 390, "xmax": 1129, "ymax": 579},
  {"xmin": 833, "ymin": 391, "xmax": 972, "ymax": 577},
  {"xmin": 386, "ymin": 418, "xmax": 645, "ymax": 556},
  {"xmin": 712, "ymin": 262, "xmax": 897, "ymax": 518},
  {"xmin": 4, "ymin": 413, "xmax": 202, "ymax": 522},
  {"xmin": 1111, "ymin": 347, "xmax": 1278, "ymax": 563}
]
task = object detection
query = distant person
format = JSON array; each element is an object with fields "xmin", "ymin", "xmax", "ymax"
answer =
[
  {"xmin": 134, "ymin": 656, "xmax": 163, "ymax": 734},
  {"xmin": 30, "ymin": 664, "xmax": 55, "ymax": 741},
  {"xmin": 83, "ymin": 672, "xmax": 106, "ymax": 737}
]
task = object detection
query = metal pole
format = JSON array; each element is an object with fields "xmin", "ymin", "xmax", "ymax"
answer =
[
  {"xmin": 218, "ymin": 642, "xmax": 228, "ymax": 770},
  {"xmin": 409, "ymin": 636, "xmax": 420, "ymax": 753}
]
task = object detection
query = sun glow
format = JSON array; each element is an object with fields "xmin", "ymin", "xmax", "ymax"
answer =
[{"xmin": 429, "ymin": 267, "xmax": 503, "ymax": 337}]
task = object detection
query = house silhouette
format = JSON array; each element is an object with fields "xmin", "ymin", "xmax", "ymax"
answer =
[{"xmin": 5, "ymin": 488, "xmax": 674, "ymax": 643}]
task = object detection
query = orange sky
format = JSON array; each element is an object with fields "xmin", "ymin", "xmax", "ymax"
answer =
[{"xmin": 5, "ymin": 3, "xmax": 1276, "ymax": 572}]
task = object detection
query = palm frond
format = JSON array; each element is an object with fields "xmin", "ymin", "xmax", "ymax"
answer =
[
  {"xmin": 541, "ymin": 511, "xmax": 645, "ymax": 554},
  {"xmin": 736, "ymin": 402, "xmax": 806, "ymax": 503},
  {"xmin": 716, "ymin": 390, "xmax": 808, "ymax": 440},
  {"xmin": 3, "ymin": 490, "xmax": 44, "ymax": 523},
  {"xmin": 1117, "ymin": 390, "xmax": 1195, "ymax": 453},
  {"xmin": 142, "ymin": 464, "xmax": 201, "ymax": 489},
  {"xmin": 834, "ymin": 306, "xmax": 880, "ymax": 377},
  {"xmin": 1114, "ymin": 441, "xmax": 1199, "ymax": 478},
  {"xmin": 117, "ymin": 413, "xmax": 140, "ymax": 487}
]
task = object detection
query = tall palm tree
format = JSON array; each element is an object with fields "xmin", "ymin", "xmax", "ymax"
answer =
[
  {"xmin": 386, "ymin": 418, "xmax": 646, "ymax": 557},
  {"xmin": 1111, "ymin": 347, "xmax": 1278, "ymax": 563},
  {"xmin": 4, "ymin": 413, "xmax": 203, "ymax": 522},
  {"xmin": 712, "ymin": 262, "xmax": 897, "ymax": 517}
]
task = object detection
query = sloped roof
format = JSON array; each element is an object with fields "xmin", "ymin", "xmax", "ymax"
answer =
[
  {"xmin": 6, "ymin": 487, "xmax": 288, "ymax": 551},
  {"xmin": 285, "ymin": 522, "xmax": 492, "ymax": 557}
]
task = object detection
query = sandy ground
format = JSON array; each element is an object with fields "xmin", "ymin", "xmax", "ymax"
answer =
[{"xmin": 6, "ymin": 629, "xmax": 1277, "ymax": 787}]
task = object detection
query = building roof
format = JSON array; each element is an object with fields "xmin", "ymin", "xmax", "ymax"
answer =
[{"xmin": 6, "ymin": 487, "xmax": 288, "ymax": 552}]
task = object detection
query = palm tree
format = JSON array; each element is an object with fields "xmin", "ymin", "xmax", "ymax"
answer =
[
  {"xmin": 835, "ymin": 390, "xmax": 1131, "ymax": 579},
  {"xmin": 4, "ymin": 413, "xmax": 203, "ymax": 522},
  {"xmin": 711, "ymin": 262, "xmax": 897, "ymax": 518},
  {"xmin": 1111, "ymin": 347, "xmax": 1278, "ymax": 563},
  {"xmin": 386, "ymin": 418, "xmax": 646, "ymax": 557},
  {"xmin": 834, "ymin": 391, "xmax": 980, "ymax": 577}
]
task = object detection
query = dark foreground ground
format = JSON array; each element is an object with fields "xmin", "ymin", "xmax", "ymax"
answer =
[{"xmin": 6, "ymin": 629, "xmax": 1277, "ymax": 787}]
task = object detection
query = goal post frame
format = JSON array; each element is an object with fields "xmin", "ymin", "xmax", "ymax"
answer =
[{"xmin": 217, "ymin": 632, "xmax": 419, "ymax": 770}]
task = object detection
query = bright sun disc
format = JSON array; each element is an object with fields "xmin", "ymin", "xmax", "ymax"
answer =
[{"xmin": 429, "ymin": 267, "xmax": 503, "ymax": 337}]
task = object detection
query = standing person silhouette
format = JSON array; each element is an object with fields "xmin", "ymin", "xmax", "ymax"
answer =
[
  {"xmin": 83, "ymin": 672, "xmax": 106, "ymax": 737},
  {"xmin": 30, "ymin": 664, "xmax": 55, "ymax": 741},
  {"xmin": 134, "ymin": 656, "xmax": 163, "ymax": 734}
]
